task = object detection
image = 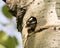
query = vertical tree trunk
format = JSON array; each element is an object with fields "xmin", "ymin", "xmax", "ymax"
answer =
[{"xmin": 3, "ymin": 0, "xmax": 60, "ymax": 48}]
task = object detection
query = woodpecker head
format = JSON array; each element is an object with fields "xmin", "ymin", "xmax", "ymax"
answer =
[{"xmin": 26, "ymin": 17, "xmax": 37, "ymax": 32}]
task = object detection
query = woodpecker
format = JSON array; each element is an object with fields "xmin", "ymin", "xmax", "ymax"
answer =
[{"xmin": 26, "ymin": 17, "xmax": 37, "ymax": 33}]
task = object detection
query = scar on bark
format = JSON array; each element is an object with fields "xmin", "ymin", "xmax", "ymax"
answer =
[{"xmin": 17, "ymin": 8, "xmax": 27, "ymax": 32}]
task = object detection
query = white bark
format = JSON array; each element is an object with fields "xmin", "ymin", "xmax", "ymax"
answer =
[
  {"xmin": 22, "ymin": 0, "xmax": 45, "ymax": 46},
  {"xmin": 22, "ymin": 0, "xmax": 60, "ymax": 47},
  {"xmin": 4, "ymin": 0, "xmax": 60, "ymax": 48}
]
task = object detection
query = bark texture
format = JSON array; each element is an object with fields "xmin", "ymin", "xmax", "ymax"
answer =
[{"xmin": 3, "ymin": 0, "xmax": 60, "ymax": 48}]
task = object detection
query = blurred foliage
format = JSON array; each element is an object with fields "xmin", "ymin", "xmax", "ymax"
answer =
[
  {"xmin": 2, "ymin": 5, "xmax": 13, "ymax": 19},
  {"xmin": 0, "ymin": 31, "xmax": 19, "ymax": 48}
]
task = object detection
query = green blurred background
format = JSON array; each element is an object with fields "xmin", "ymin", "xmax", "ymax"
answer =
[{"xmin": 0, "ymin": 0, "xmax": 23, "ymax": 48}]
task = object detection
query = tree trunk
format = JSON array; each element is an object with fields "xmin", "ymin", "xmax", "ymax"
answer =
[{"xmin": 3, "ymin": 0, "xmax": 60, "ymax": 48}]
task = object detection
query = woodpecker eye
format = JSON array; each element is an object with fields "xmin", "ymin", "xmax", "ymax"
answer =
[{"xmin": 26, "ymin": 16, "xmax": 37, "ymax": 27}]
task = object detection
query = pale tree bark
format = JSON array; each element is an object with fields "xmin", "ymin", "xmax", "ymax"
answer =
[{"xmin": 3, "ymin": 0, "xmax": 60, "ymax": 48}]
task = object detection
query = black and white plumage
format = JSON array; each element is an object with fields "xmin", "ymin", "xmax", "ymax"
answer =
[{"xmin": 26, "ymin": 17, "xmax": 37, "ymax": 33}]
